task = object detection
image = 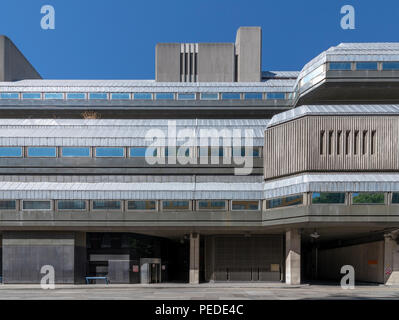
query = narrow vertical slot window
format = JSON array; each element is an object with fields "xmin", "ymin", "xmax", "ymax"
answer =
[
  {"xmin": 320, "ymin": 131, "xmax": 325, "ymax": 155},
  {"xmin": 362, "ymin": 130, "xmax": 368, "ymax": 155},
  {"xmin": 354, "ymin": 131, "xmax": 359, "ymax": 155},
  {"xmin": 371, "ymin": 130, "xmax": 376, "ymax": 155},
  {"xmin": 328, "ymin": 131, "xmax": 333, "ymax": 155},
  {"xmin": 345, "ymin": 131, "xmax": 350, "ymax": 155},
  {"xmin": 337, "ymin": 131, "xmax": 342, "ymax": 155}
]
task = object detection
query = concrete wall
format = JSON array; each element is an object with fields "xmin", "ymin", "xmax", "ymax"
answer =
[
  {"xmin": 235, "ymin": 27, "xmax": 262, "ymax": 82},
  {"xmin": 0, "ymin": 36, "xmax": 41, "ymax": 81},
  {"xmin": 2, "ymin": 231, "xmax": 86, "ymax": 284},
  {"xmin": 155, "ymin": 43, "xmax": 180, "ymax": 82},
  {"xmin": 264, "ymin": 115, "xmax": 399, "ymax": 179},
  {"xmin": 318, "ymin": 241, "xmax": 384, "ymax": 283}
]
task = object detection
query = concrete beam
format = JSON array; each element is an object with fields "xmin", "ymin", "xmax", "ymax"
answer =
[{"xmin": 285, "ymin": 229, "xmax": 301, "ymax": 285}]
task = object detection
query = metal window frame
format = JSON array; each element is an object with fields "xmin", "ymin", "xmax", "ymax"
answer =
[
  {"xmin": 265, "ymin": 194, "xmax": 304, "ymax": 210},
  {"xmin": 125, "ymin": 200, "xmax": 158, "ymax": 212},
  {"xmin": 26, "ymin": 146, "xmax": 58, "ymax": 158},
  {"xmin": 60, "ymin": 147, "xmax": 92, "ymax": 158},
  {"xmin": 231, "ymin": 200, "xmax": 261, "ymax": 211},
  {"xmin": 196, "ymin": 200, "xmax": 228, "ymax": 211},
  {"xmin": 91, "ymin": 200, "xmax": 123, "ymax": 211},
  {"xmin": 56, "ymin": 200, "xmax": 88, "ymax": 212},
  {"xmin": 21, "ymin": 200, "xmax": 53, "ymax": 211},
  {"xmin": 161, "ymin": 200, "xmax": 192, "ymax": 211},
  {"xmin": 0, "ymin": 146, "xmax": 23, "ymax": 158},
  {"xmin": 94, "ymin": 147, "xmax": 126, "ymax": 158},
  {"xmin": 0, "ymin": 200, "xmax": 18, "ymax": 212}
]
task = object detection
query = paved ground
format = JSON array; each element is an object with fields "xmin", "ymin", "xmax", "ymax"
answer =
[{"xmin": 0, "ymin": 283, "xmax": 398, "ymax": 299}]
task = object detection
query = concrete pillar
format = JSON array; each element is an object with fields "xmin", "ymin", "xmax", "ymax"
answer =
[
  {"xmin": 189, "ymin": 232, "xmax": 200, "ymax": 284},
  {"xmin": 285, "ymin": 229, "xmax": 301, "ymax": 285},
  {"xmin": 384, "ymin": 233, "xmax": 399, "ymax": 285}
]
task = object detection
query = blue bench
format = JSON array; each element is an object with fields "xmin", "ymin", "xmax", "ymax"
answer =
[{"xmin": 85, "ymin": 276, "xmax": 109, "ymax": 284}]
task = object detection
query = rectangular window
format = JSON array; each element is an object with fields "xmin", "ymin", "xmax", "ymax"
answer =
[
  {"xmin": 162, "ymin": 200, "xmax": 190, "ymax": 210},
  {"xmin": 177, "ymin": 93, "xmax": 196, "ymax": 100},
  {"xmin": 44, "ymin": 93, "xmax": 64, "ymax": 100},
  {"xmin": 0, "ymin": 147, "xmax": 23, "ymax": 157},
  {"xmin": 130, "ymin": 147, "xmax": 157, "ymax": 157},
  {"xmin": 155, "ymin": 93, "xmax": 174, "ymax": 100},
  {"xmin": 57, "ymin": 200, "xmax": 86, "ymax": 211},
  {"xmin": 66, "ymin": 93, "xmax": 86, "ymax": 100},
  {"xmin": 127, "ymin": 200, "xmax": 157, "ymax": 211},
  {"xmin": 165, "ymin": 147, "xmax": 189, "ymax": 157},
  {"xmin": 221, "ymin": 93, "xmax": 241, "ymax": 100},
  {"xmin": 200, "ymin": 93, "xmax": 218, "ymax": 100},
  {"xmin": 23, "ymin": 200, "xmax": 51, "ymax": 210},
  {"xmin": 133, "ymin": 93, "xmax": 152, "ymax": 100},
  {"xmin": 95, "ymin": 147, "xmax": 125, "ymax": 157},
  {"xmin": 92, "ymin": 200, "xmax": 121, "ymax": 210},
  {"xmin": 320, "ymin": 131, "xmax": 325, "ymax": 155},
  {"xmin": 382, "ymin": 62, "xmax": 399, "ymax": 70},
  {"xmin": 392, "ymin": 193, "xmax": 399, "ymax": 204},
  {"xmin": 61, "ymin": 147, "xmax": 91, "ymax": 157},
  {"xmin": 0, "ymin": 200, "xmax": 16, "ymax": 210},
  {"xmin": 352, "ymin": 192, "xmax": 385, "ymax": 204},
  {"xmin": 232, "ymin": 200, "xmax": 260, "ymax": 211},
  {"xmin": 199, "ymin": 147, "xmax": 210, "ymax": 157},
  {"xmin": 198, "ymin": 200, "xmax": 226, "ymax": 211},
  {"xmin": 266, "ymin": 92, "xmax": 286, "ymax": 100},
  {"xmin": 244, "ymin": 93, "xmax": 263, "ymax": 100},
  {"xmin": 329, "ymin": 62, "xmax": 352, "ymax": 71},
  {"xmin": 89, "ymin": 93, "xmax": 108, "ymax": 100},
  {"xmin": 266, "ymin": 195, "xmax": 303, "ymax": 209},
  {"xmin": 111, "ymin": 93, "xmax": 130, "ymax": 100},
  {"xmin": 356, "ymin": 62, "xmax": 378, "ymax": 71},
  {"xmin": 312, "ymin": 193, "xmax": 345, "ymax": 204},
  {"xmin": 0, "ymin": 93, "xmax": 19, "ymax": 99},
  {"xmin": 210, "ymin": 147, "xmax": 223, "ymax": 157},
  {"xmin": 27, "ymin": 147, "xmax": 56, "ymax": 158},
  {"xmin": 371, "ymin": 130, "xmax": 376, "ymax": 155},
  {"xmin": 22, "ymin": 93, "xmax": 41, "ymax": 99}
]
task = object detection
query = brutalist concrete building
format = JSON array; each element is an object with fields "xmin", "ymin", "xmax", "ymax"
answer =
[{"xmin": 0, "ymin": 28, "xmax": 399, "ymax": 285}]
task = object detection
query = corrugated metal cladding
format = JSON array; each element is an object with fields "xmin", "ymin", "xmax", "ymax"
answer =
[
  {"xmin": 264, "ymin": 173, "xmax": 399, "ymax": 198},
  {"xmin": 0, "ymin": 182, "xmax": 263, "ymax": 200},
  {"xmin": 0, "ymin": 79, "xmax": 294, "ymax": 93},
  {"xmin": 267, "ymin": 104, "xmax": 399, "ymax": 128},
  {"xmin": 0, "ymin": 119, "xmax": 269, "ymax": 147},
  {"xmin": 296, "ymin": 42, "xmax": 399, "ymax": 87}
]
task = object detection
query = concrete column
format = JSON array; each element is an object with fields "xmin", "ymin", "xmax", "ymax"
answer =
[
  {"xmin": 384, "ymin": 234, "xmax": 399, "ymax": 285},
  {"xmin": 285, "ymin": 229, "xmax": 301, "ymax": 285},
  {"xmin": 189, "ymin": 232, "xmax": 200, "ymax": 284}
]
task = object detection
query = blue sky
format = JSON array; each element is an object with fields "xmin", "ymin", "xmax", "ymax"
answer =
[{"xmin": 0, "ymin": 0, "xmax": 398, "ymax": 79}]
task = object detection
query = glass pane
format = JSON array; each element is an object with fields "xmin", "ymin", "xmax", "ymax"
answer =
[
  {"xmin": 111, "ymin": 93, "xmax": 130, "ymax": 100},
  {"xmin": 93, "ymin": 200, "xmax": 121, "ymax": 210},
  {"xmin": 178, "ymin": 93, "xmax": 195, "ymax": 100},
  {"xmin": 95, "ymin": 147, "xmax": 124, "ymax": 157},
  {"xmin": 27, "ymin": 147, "xmax": 56, "ymax": 157},
  {"xmin": 23, "ymin": 201, "xmax": 51, "ymax": 210},
  {"xmin": 312, "ymin": 192, "xmax": 345, "ymax": 204},
  {"xmin": 232, "ymin": 201, "xmax": 259, "ymax": 210},
  {"xmin": 61, "ymin": 147, "xmax": 91, "ymax": 157},
  {"xmin": 221, "ymin": 93, "xmax": 241, "ymax": 100},
  {"xmin": 58, "ymin": 200, "xmax": 86, "ymax": 210},
  {"xmin": 198, "ymin": 200, "xmax": 226, "ymax": 210},
  {"xmin": 22, "ymin": 93, "xmax": 41, "ymax": 99},
  {"xmin": 162, "ymin": 201, "xmax": 190, "ymax": 210},
  {"xmin": 66, "ymin": 93, "xmax": 86, "ymax": 100},
  {"xmin": 210, "ymin": 147, "xmax": 223, "ymax": 157},
  {"xmin": 266, "ymin": 92, "xmax": 285, "ymax": 99},
  {"xmin": 128, "ymin": 200, "xmax": 156, "ymax": 210},
  {"xmin": 44, "ymin": 93, "xmax": 63, "ymax": 100},
  {"xmin": 130, "ymin": 147, "xmax": 157, "ymax": 157},
  {"xmin": 244, "ymin": 93, "xmax": 262, "ymax": 100},
  {"xmin": 329, "ymin": 62, "xmax": 352, "ymax": 70},
  {"xmin": 393, "ymin": 193, "xmax": 399, "ymax": 203},
  {"xmin": 199, "ymin": 147, "xmax": 209, "ymax": 157},
  {"xmin": 200, "ymin": 93, "xmax": 218, "ymax": 100},
  {"xmin": 0, "ymin": 147, "xmax": 22, "ymax": 157},
  {"xmin": 267, "ymin": 195, "xmax": 303, "ymax": 209},
  {"xmin": 0, "ymin": 200, "xmax": 16, "ymax": 210},
  {"xmin": 0, "ymin": 93, "xmax": 19, "ymax": 99},
  {"xmin": 356, "ymin": 62, "xmax": 378, "ymax": 70},
  {"xmin": 133, "ymin": 93, "xmax": 152, "ymax": 100},
  {"xmin": 382, "ymin": 62, "xmax": 399, "ymax": 70},
  {"xmin": 352, "ymin": 192, "xmax": 384, "ymax": 204},
  {"xmin": 155, "ymin": 93, "xmax": 174, "ymax": 100},
  {"xmin": 89, "ymin": 93, "xmax": 108, "ymax": 100},
  {"xmin": 252, "ymin": 147, "xmax": 261, "ymax": 157}
]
